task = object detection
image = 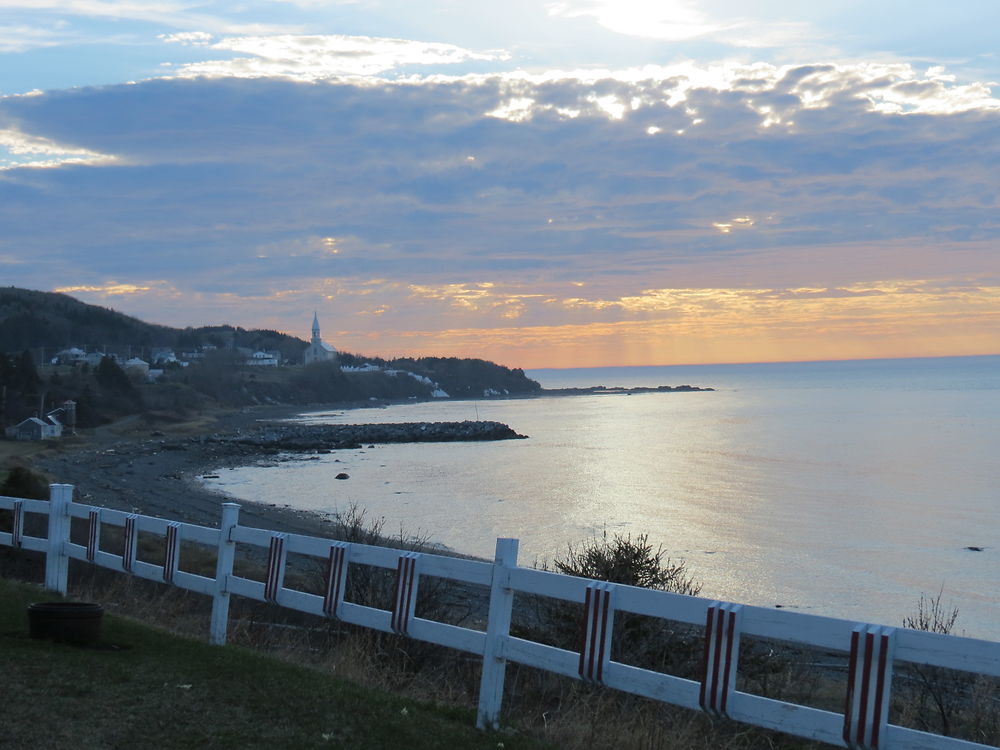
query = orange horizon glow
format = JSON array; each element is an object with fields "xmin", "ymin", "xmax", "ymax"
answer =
[{"xmin": 52, "ymin": 276, "xmax": 1000, "ymax": 371}]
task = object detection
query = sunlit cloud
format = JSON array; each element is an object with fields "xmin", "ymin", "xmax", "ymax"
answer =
[
  {"xmin": 547, "ymin": 0, "xmax": 727, "ymax": 42},
  {"xmin": 54, "ymin": 281, "xmax": 174, "ymax": 297},
  {"xmin": 252, "ymin": 235, "xmax": 354, "ymax": 259},
  {"xmin": 161, "ymin": 33, "xmax": 509, "ymax": 80},
  {"xmin": 712, "ymin": 216, "xmax": 755, "ymax": 234},
  {"xmin": 407, "ymin": 282, "xmax": 544, "ymax": 320},
  {"xmin": 0, "ymin": 125, "xmax": 116, "ymax": 169}
]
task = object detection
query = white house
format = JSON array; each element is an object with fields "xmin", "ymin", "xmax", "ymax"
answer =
[
  {"xmin": 303, "ymin": 313, "xmax": 337, "ymax": 365},
  {"xmin": 53, "ymin": 347, "xmax": 86, "ymax": 366},
  {"xmin": 124, "ymin": 357, "xmax": 149, "ymax": 375},
  {"xmin": 246, "ymin": 351, "xmax": 279, "ymax": 367}
]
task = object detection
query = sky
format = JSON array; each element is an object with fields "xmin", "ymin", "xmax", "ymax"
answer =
[{"xmin": 1, "ymin": 1, "xmax": 999, "ymax": 368}]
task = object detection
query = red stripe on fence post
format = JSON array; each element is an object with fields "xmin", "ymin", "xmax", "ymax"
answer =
[
  {"xmin": 323, "ymin": 543, "xmax": 349, "ymax": 617},
  {"xmin": 578, "ymin": 586, "xmax": 593, "ymax": 678},
  {"xmin": 721, "ymin": 605, "xmax": 738, "ymax": 714},
  {"xmin": 578, "ymin": 582, "xmax": 615, "ymax": 683},
  {"xmin": 857, "ymin": 631, "xmax": 874, "ymax": 744},
  {"xmin": 264, "ymin": 534, "xmax": 287, "ymax": 603},
  {"xmin": 843, "ymin": 624, "xmax": 895, "ymax": 749},
  {"xmin": 122, "ymin": 514, "xmax": 138, "ymax": 572},
  {"xmin": 699, "ymin": 606, "xmax": 716, "ymax": 711},
  {"xmin": 86, "ymin": 510, "xmax": 100, "ymax": 562},
  {"xmin": 711, "ymin": 605, "xmax": 726, "ymax": 710},
  {"xmin": 699, "ymin": 602, "xmax": 743, "ymax": 717},
  {"xmin": 871, "ymin": 632, "xmax": 891, "ymax": 748},
  {"xmin": 391, "ymin": 552, "xmax": 420, "ymax": 634},
  {"xmin": 163, "ymin": 522, "xmax": 180, "ymax": 583},
  {"xmin": 11, "ymin": 500, "xmax": 23, "ymax": 548}
]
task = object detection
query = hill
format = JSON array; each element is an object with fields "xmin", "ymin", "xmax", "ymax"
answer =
[
  {"xmin": 0, "ymin": 287, "xmax": 308, "ymax": 363},
  {"xmin": 0, "ymin": 287, "xmax": 541, "ymax": 427}
]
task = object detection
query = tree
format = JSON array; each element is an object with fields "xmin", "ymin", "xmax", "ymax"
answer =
[
  {"xmin": 95, "ymin": 356, "xmax": 134, "ymax": 394},
  {"xmin": 12, "ymin": 350, "xmax": 40, "ymax": 395}
]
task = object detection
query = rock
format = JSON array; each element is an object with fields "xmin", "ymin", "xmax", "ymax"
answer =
[{"xmin": 335, "ymin": 473, "xmax": 350, "ymax": 480}]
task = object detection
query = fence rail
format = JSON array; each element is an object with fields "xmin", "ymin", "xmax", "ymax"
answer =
[{"xmin": 2, "ymin": 484, "xmax": 997, "ymax": 749}]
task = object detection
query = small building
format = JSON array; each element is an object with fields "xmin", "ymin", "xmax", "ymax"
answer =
[
  {"xmin": 53, "ymin": 347, "xmax": 87, "ymax": 366},
  {"xmin": 45, "ymin": 400, "xmax": 76, "ymax": 436},
  {"xmin": 85, "ymin": 351, "xmax": 114, "ymax": 368},
  {"xmin": 303, "ymin": 313, "xmax": 338, "ymax": 365},
  {"xmin": 151, "ymin": 348, "xmax": 179, "ymax": 365},
  {"xmin": 124, "ymin": 357, "xmax": 149, "ymax": 375},
  {"xmin": 246, "ymin": 351, "xmax": 279, "ymax": 367},
  {"xmin": 14, "ymin": 416, "xmax": 62, "ymax": 440}
]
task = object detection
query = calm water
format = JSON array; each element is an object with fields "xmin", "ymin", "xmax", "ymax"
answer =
[{"xmin": 205, "ymin": 355, "xmax": 1000, "ymax": 639}]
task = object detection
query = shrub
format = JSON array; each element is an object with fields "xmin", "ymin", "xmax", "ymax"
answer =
[
  {"xmin": 0, "ymin": 465, "xmax": 50, "ymax": 500},
  {"xmin": 553, "ymin": 531, "xmax": 702, "ymax": 596},
  {"xmin": 520, "ymin": 533, "xmax": 704, "ymax": 678}
]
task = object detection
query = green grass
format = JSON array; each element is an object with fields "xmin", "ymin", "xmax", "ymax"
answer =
[{"xmin": 0, "ymin": 578, "xmax": 549, "ymax": 750}]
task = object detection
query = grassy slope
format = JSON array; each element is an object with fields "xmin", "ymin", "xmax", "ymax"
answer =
[{"xmin": 0, "ymin": 578, "xmax": 547, "ymax": 750}]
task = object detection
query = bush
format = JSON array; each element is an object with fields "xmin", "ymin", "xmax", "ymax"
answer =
[
  {"xmin": 0, "ymin": 465, "xmax": 50, "ymax": 500},
  {"xmin": 519, "ymin": 533, "xmax": 704, "ymax": 678},
  {"xmin": 553, "ymin": 531, "xmax": 702, "ymax": 595}
]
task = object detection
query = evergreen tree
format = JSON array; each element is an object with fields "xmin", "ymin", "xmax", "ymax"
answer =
[{"xmin": 95, "ymin": 356, "xmax": 136, "ymax": 395}]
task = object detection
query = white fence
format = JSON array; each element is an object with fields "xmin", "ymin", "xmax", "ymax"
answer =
[{"xmin": 2, "ymin": 484, "xmax": 998, "ymax": 750}]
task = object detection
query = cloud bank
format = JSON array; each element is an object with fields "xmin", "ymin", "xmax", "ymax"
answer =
[{"xmin": 1, "ymin": 59, "xmax": 998, "ymax": 365}]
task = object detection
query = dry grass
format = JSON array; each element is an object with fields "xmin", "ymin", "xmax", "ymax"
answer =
[
  {"xmin": 1, "ymin": 577, "xmax": 552, "ymax": 750},
  {"xmin": 40, "ymin": 559, "xmax": 832, "ymax": 750},
  {"xmin": 2, "ymin": 519, "xmax": 997, "ymax": 749}
]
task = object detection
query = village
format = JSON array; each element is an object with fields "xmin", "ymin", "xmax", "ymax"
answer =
[{"xmin": 0, "ymin": 310, "xmax": 534, "ymax": 441}]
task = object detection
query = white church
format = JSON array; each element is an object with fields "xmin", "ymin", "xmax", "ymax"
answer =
[{"xmin": 303, "ymin": 312, "xmax": 338, "ymax": 365}]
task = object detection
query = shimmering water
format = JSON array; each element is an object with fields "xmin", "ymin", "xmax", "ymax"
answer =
[{"xmin": 205, "ymin": 355, "xmax": 1000, "ymax": 639}]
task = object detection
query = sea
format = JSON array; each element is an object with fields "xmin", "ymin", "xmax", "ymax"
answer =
[{"xmin": 204, "ymin": 355, "xmax": 1000, "ymax": 640}]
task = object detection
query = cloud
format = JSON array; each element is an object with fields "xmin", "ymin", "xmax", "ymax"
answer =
[
  {"xmin": 547, "ymin": 0, "xmax": 727, "ymax": 42},
  {"xmin": 0, "ymin": 63, "xmax": 998, "ymax": 363},
  {"xmin": 545, "ymin": 0, "xmax": 827, "ymax": 56},
  {"xmin": 0, "ymin": 0, "xmax": 298, "ymax": 35},
  {"xmin": 0, "ymin": 120, "xmax": 116, "ymax": 169},
  {"xmin": 159, "ymin": 32, "xmax": 510, "ymax": 80},
  {"xmin": 0, "ymin": 23, "xmax": 76, "ymax": 53},
  {"xmin": 54, "ymin": 281, "xmax": 176, "ymax": 296}
]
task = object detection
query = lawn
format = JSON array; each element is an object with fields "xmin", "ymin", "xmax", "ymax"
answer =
[{"xmin": 0, "ymin": 577, "xmax": 548, "ymax": 750}]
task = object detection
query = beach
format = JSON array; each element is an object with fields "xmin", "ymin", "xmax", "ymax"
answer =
[{"xmin": 28, "ymin": 405, "xmax": 350, "ymax": 538}]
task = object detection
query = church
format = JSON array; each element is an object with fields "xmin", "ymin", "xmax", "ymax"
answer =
[{"xmin": 303, "ymin": 313, "xmax": 338, "ymax": 364}]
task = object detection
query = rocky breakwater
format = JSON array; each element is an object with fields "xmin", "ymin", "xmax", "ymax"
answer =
[{"xmin": 205, "ymin": 420, "xmax": 527, "ymax": 455}]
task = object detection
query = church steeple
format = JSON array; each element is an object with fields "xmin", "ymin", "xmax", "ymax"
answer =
[{"xmin": 304, "ymin": 311, "xmax": 337, "ymax": 365}]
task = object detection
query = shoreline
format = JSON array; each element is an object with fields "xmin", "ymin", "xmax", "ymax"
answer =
[
  {"xmin": 29, "ymin": 404, "xmax": 348, "ymax": 538},
  {"xmin": 22, "ymin": 383, "xmax": 714, "ymax": 545}
]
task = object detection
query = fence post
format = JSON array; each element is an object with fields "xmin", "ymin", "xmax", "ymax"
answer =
[
  {"xmin": 44, "ymin": 483, "xmax": 73, "ymax": 594},
  {"xmin": 209, "ymin": 502, "xmax": 240, "ymax": 645},
  {"xmin": 476, "ymin": 537, "xmax": 519, "ymax": 731}
]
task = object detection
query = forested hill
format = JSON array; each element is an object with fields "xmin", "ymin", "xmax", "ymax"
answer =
[
  {"xmin": 0, "ymin": 287, "xmax": 308, "ymax": 362},
  {"xmin": 0, "ymin": 287, "xmax": 541, "ymax": 427}
]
